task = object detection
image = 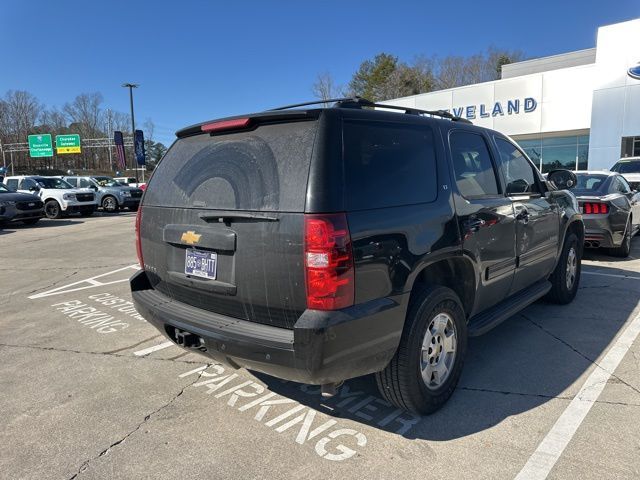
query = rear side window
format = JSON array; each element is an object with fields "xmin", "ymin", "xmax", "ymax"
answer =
[
  {"xmin": 343, "ymin": 120, "xmax": 437, "ymax": 210},
  {"xmin": 449, "ymin": 131, "xmax": 499, "ymax": 197},
  {"xmin": 144, "ymin": 120, "xmax": 318, "ymax": 212}
]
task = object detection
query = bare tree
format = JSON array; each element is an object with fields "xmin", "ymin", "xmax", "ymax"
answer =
[
  {"xmin": 143, "ymin": 118, "xmax": 155, "ymax": 142},
  {"xmin": 3, "ymin": 90, "xmax": 42, "ymax": 142},
  {"xmin": 312, "ymin": 72, "xmax": 343, "ymax": 104},
  {"xmin": 63, "ymin": 92, "xmax": 104, "ymax": 138}
]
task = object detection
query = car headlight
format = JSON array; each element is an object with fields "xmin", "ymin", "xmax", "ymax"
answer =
[
  {"xmin": 0, "ymin": 200, "xmax": 16, "ymax": 207},
  {"xmin": 63, "ymin": 193, "xmax": 76, "ymax": 200}
]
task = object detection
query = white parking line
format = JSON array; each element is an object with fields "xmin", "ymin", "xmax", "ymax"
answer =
[
  {"xmin": 515, "ymin": 306, "xmax": 640, "ymax": 480},
  {"xmin": 582, "ymin": 270, "xmax": 640, "ymax": 280},
  {"xmin": 28, "ymin": 264, "xmax": 140, "ymax": 299},
  {"xmin": 133, "ymin": 341, "xmax": 175, "ymax": 357}
]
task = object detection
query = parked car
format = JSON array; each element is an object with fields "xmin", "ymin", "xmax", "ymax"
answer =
[
  {"xmin": 0, "ymin": 182, "xmax": 44, "ymax": 226},
  {"xmin": 610, "ymin": 157, "xmax": 640, "ymax": 191},
  {"xmin": 4, "ymin": 175, "xmax": 97, "ymax": 219},
  {"xmin": 63, "ymin": 175, "xmax": 142, "ymax": 212},
  {"xmin": 130, "ymin": 97, "xmax": 584, "ymax": 414},
  {"xmin": 114, "ymin": 176, "xmax": 144, "ymax": 188},
  {"xmin": 573, "ymin": 171, "xmax": 640, "ymax": 257}
]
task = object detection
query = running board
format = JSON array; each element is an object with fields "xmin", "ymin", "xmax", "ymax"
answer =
[{"xmin": 467, "ymin": 280, "xmax": 552, "ymax": 337}]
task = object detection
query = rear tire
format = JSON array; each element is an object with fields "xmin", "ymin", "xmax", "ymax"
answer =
[
  {"xmin": 376, "ymin": 285, "xmax": 467, "ymax": 415},
  {"xmin": 609, "ymin": 218, "xmax": 631, "ymax": 258},
  {"xmin": 44, "ymin": 200, "xmax": 62, "ymax": 219},
  {"xmin": 546, "ymin": 232, "xmax": 580, "ymax": 304}
]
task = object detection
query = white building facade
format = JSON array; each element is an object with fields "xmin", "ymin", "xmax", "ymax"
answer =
[{"xmin": 382, "ymin": 18, "xmax": 640, "ymax": 172}]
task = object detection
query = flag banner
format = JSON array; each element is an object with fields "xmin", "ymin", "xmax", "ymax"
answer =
[
  {"xmin": 134, "ymin": 129, "xmax": 146, "ymax": 166},
  {"xmin": 114, "ymin": 131, "xmax": 126, "ymax": 170}
]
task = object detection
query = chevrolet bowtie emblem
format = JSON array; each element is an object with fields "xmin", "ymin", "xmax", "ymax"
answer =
[{"xmin": 181, "ymin": 231, "xmax": 202, "ymax": 245}]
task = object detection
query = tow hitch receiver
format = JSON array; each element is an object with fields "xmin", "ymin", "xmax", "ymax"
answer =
[{"xmin": 174, "ymin": 329, "xmax": 202, "ymax": 348}]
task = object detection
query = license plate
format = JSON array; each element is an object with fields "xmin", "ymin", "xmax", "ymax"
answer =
[{"xmin": 185, "ymin": 249, "xmax": 217, "ymax": 280}]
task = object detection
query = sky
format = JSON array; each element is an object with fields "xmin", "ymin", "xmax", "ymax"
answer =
[{"xmin": 1, "ymin": 0, "xmax": 640, "ymax": 147}]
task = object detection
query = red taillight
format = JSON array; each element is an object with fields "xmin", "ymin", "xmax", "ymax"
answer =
[
  {"xmin": 135, "ymin": 207, "xmax": 144, "ymax": 269},
  {"xmin": 582, "ymin": 202, "xmax": 609, "ymax": 214},
  {"xmin": 304, "ymin": 213, "xmax": 354, "ymax": 310},
  {"xmin": 201, "ymin": 118, "xmax": 251, "ymax": 133}
]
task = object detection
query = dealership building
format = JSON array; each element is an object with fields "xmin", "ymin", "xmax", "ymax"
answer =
[{"xmin": 383, "ymin": 18, "xmax": 640, "ymax": 172}]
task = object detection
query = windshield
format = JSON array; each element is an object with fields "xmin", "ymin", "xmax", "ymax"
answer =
[
  {"xmin": 36, "ymin": 177, "xmax": 73, "ymax": 189},
  {"xmin": 575, "ymin": 174, "xmax": 607, "ymax": 192},
  {"xmin": 611, "ymin": 161, "xmax": 640, "ymax": 173},
  {"xmin": 0, "ymin": 183, "xmax": 9, "ymax": 193},
  {"xmin": 93, "ymin": 176, "xmax": 121, "ymax": 187}
]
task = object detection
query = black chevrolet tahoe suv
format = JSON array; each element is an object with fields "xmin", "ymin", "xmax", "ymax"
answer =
[{"xmin": 131, "ymin": 98, "xmax": 584, "ymax": 414}]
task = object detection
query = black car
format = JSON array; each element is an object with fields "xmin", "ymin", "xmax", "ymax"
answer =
[
  {"xmin": 0, "ymin": 183, "xmax": 44, "ymax": 226},
  {"xmin": 130, "ymin": 98, "xmax": 584, "ymax": 414},
  {"xmin": 573, "ymin": 171, "xmax": 640, "ymax": 257}
]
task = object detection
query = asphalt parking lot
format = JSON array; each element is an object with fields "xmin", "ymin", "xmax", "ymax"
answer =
[{"xmin": 1, "ymin": 214, "xmax": 640, "ymax": 480}]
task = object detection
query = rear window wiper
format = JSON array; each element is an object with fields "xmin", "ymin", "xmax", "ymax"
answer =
[{"xmin": 198, "ymin": 211, "xmax": 279, "ymax": 223}]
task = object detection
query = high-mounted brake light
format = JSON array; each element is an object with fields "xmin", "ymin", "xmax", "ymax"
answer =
[
  {"xmin": 201, "ymin": 118, "xmax": 251, "ymax": 133},
  {"xmin": 582, "ymin": 202, "xmax": 609, "ymax": 214},
  {"xmin": 135, "ymin": 207, "xmax": 144, "ymax": 269},
  {"xmin": 304, "ymin": 213, "xmax": 354, "ymax": 310}
]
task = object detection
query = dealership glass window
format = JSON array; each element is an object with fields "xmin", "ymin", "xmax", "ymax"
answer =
[
  {"xmin": 515, "ymin": 134, "xmax": 589, "ymax": 173},
  {"xmin": 621, "ymin": 136, "xmax": 640, "ymax": 157}
]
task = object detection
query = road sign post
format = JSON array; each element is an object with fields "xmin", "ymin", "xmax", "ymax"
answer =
[
  {"xmin": 28, "ymin": 134, "xmax": 53, "ymax": 158},
  {"xmin": 55, "ymin": 134, "xmax": 81, "ymax": 154}
]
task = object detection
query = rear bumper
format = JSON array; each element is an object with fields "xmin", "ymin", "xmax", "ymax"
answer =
[
  {"xmin": 583, "ymin": 217, "xmax": 616, "ymax": 247},
  {"xmin": 130, "ymin": 270, "xmax": 406, "ymax": 384}
]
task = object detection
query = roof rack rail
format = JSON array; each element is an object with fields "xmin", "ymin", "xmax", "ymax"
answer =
[
  {"xmin": 268, "ymin": 97, "xmax": 366, "ymax": 111},
  {"xmin": 268, "ymin": 96, "xmax": 471, "ymax": 123}
]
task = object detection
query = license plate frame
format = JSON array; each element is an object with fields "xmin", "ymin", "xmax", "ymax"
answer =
[{"xmin": 184, "ymin": 249, "xmax": 217, "ymax": 280}]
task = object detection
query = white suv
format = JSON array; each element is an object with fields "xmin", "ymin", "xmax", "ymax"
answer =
[{"xmin": 4, "ymin": 175, "xmax": 98, "ymax": 219}]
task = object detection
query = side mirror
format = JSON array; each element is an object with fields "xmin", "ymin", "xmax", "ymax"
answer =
[
  {"xmin": 91, "ymin": 185, "xmax": 98, "ymax": 191},
  {"xmin": 29, "ymin": 186, "xmax": 40, "ymax": 192},
  {"xmin": 547, "ymin": 169, "xmax": 577, "ymax": 190}
]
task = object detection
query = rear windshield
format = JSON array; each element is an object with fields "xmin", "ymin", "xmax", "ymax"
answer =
[
  {"xmin": 144, "ymin": 120, "xmax": 317, "ymax": 211},
  {"xmin": 574, "ymin": 174, "xmax": 607, "ymax": 192},
  {"xmin": 343, "ymin": 120, "xmax": 437, "ymax": 210},
  {"xmin": 611, "ymin": 161, "xmax": 640, "ymax": 174}
]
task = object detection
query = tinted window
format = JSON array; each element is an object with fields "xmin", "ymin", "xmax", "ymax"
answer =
[
  {"xmin": 5, "ymin": 179, "xmax": 18, "ymax": 191},
  {"xmin": 613, "ymin": 176, "xmax": 631, "ymax": 194},
  {"xmin": 611, "ymin": 161, "xmax": 640, "ymax": 173},
  {"xmin": 449, "ymin": 131, "xmax": 499, "ymax": 197},
  {"xmin": 145, "ymin": 120, "xmax": 318, "ymax": 212},
  {"xmin": 495, "ymin": 138, "xmax": 539, "ymax": 194},
  {"xmin": 79, "ymin": 178, "xmax": 92, "ymax": 188},
  {"xmin": 575, "ymin": 174, "xmax": 607, "ymax": 192},
  {"xmin": 343, "ymin": 121, "xmax": 437, "ymax": 210},
  {"xmin": 65, "ymin": 178, "xmax": 78, "ymax": 187},
  {"xmin": 20, "ymin": 179, "xmax": 37, "ymax": 190}
]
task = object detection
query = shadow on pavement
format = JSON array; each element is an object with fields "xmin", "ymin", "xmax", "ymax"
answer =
[{"xmin": 254, "ymin": 257, "xmax": 640, "ymax": 441}]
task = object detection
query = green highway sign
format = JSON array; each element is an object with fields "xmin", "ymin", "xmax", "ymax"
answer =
[
  {"xmin": 28, "ymin": 134, "xmax": 53, "ymax": 158},
  {"xmin": 55, "ymin": 134, "xmax": 81, "ymax": 154}
]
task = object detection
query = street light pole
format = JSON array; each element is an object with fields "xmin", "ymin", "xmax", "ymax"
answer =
[{"xmin": 122, "ymin": 83, "xmax": 139, "ymax": 183}]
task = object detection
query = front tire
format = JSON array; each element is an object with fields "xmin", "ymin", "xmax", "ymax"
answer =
[
  {"xmin": 376, "ymin": 285, "xmax": 467, "ymax": 415},
  {"xmin": 546, "ymin": 232, "xmax": 580, "ymax": 304},
  {"xmin": 44, "ymin": 200, "xmax": 62, "ymax": 219},
  {"xmin": 101, "ymin": 195, "xmax": 119, "ymax": 213}
]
